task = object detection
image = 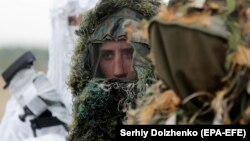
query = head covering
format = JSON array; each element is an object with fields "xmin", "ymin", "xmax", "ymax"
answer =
[
  {"xmin": 68, "ymin": 0, "xmax": 160, "ymax": 96},
  {"xmin": 128, "ymin": 0, "xmax": 250, "ymax": 125},
  {"xmin": 47, "ymin": 0, "xmax": 99, "ymax": 116},
  {"xmin": 68, "ymin": 0, "xmax": 159, "ymax": 140}
]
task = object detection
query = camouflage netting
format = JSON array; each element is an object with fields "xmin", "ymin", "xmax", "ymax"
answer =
[
  {"xmin": 68, "ymin": 79, "xmax": 137, "ymax": 141},
  {"xmin": 68, "ymin": 0, "xmax": 160, "ymax": 141},
  {"xmin": 127, "ymin": 0, "xmax": 250, "ymax": 125},
  {"xmin": 68, "ymin": 0, "xmax": 160, "ymax": 97}
]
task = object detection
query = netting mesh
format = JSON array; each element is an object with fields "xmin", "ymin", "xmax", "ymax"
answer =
[{"xmin": 69, "ymin": 79, "xmax": 137, "ymax": 141}]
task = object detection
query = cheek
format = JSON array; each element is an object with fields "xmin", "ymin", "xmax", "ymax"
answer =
[
  {"xmin": 123, "ymin": 57, "xmax": 137, "ymax": 79},
  {"xmin": 123, "ymin": 59, "xmax": 132, "ymax": 70},
  {"xmin": 99, "ymin": 60, "xmax": 113, "ymax": 76},
  {"xmin": 123, "ymin": 57, "xmax": 133, "ymax": 72}
]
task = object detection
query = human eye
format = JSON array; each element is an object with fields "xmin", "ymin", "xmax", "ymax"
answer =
[
  {"xmin": 123, "ymin": 48, "xmax": 133, "ymax": 59},
  {"xmin": 101, "ymin": 51, "xmax": 114, "ymax": 60}
]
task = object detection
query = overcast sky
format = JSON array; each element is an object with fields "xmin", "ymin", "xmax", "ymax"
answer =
[
  {"xmin": 0, "ymin": 0, "xmax": 51, "ymax": 48},
  {"xmin": 0, "ymin": 0, "xmax": 170, "ymax": 49}
]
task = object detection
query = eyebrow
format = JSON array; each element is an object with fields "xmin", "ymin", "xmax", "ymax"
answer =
[
  {"xmin": 100, "ymin": 48, "xmax": 112, "ymax": 51},
  {"xmin": 121, "ymin": 48, "xmax": 133, "ymax": 52},
  {"xmin": 100, "ymin": 48, "xmax": 133, "ymax": 51}
]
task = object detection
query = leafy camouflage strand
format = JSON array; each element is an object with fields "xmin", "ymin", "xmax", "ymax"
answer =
[
  {"xmin": 68, "ymin": 79, "xmax": 138, "ymax": 141},
  {"xmin": 135, "ymin": 64, "xmax": 156, "ymax": 99},
  {"xmin": 127, "ymin": 0, "xmax": 250, "ymax": 125},
  {"xmin": 68, "ymin": 39, "xmax": 91, "ymax": 96}
]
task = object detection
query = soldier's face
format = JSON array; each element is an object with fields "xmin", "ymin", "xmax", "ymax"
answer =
[{"xmin": 98, "ymin": 40, "xmax": 136, "ymax": 80}]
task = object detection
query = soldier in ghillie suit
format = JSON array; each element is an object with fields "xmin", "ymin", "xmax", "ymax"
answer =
[
  {"xmin": 127, "ymin": 0, "xmax": 250, "ymax": 125},
  {"xmin": 67, "ymin": 0, "xmax": 159, "ymax": 140}
]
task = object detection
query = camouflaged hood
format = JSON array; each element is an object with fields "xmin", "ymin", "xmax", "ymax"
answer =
[
  {"xmin": 128, "ymin": 0, "xmax": 250, "ymax": 124},
  {"xmin": 67, "ymin": 1, "xmax": 159, "ymax": 140},
  {"xmin": 69, "ymin": 0, "xmax": 159, "ymax": 96}
]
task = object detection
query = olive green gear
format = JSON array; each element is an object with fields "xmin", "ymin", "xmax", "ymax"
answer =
[
  {"xmin": 128, "ymin": 0, "xmax": 250, "ymax": 125},
  {"xmin": 68, "ymin": 0, "xmax": 160, "ymax": 97}
]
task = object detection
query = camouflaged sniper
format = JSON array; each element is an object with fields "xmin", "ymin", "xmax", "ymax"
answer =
[
  {"xmin": 127, "ymin": 0, "xmax": 250, "ymax": 125},
  {"xmin": 68, "ymin": 0, "xmax": 159, "ymax": 140},
  {"xmin": 69, "ymin": 0, "xmax": 159, "ymax": 97}
]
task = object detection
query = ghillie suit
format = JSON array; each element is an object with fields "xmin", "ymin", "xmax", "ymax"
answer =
[
  {"xmin": 127, "ymin": 0, "xmax": 250, "ymax": 125},
  {"xmin": 68, "ymin": 0, "xmax": 159, "ymax": 140}
]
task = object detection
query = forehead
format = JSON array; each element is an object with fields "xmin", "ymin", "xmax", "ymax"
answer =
[{"xmin": 100, "ymin": 40, "xmax": 131, "ymax": 50}]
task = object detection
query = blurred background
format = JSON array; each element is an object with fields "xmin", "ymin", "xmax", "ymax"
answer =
[
  {"xmin": 0, "ymin": 0, "xmax": 171, "ymax": 121},
  {"xmin": 0, "ymin": 0, "xmax": 50, "ymax": 120}
]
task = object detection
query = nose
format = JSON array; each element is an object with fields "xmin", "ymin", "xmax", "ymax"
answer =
[{"xmin": 113, "ymin": 56, "xmax": 127, "ymax": 78}]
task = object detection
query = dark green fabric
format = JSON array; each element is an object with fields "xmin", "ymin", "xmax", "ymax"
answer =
[
  {"xmin": 148, "ymin": 19, "xmax": 229, "ymax": 121},
  {"xmin": 142, "ymin": 0, "xmax": 250, "ymax": 124},
  {"xmin": 150, "ymin": 23, "xmax": 227, "ymax": 104}
]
